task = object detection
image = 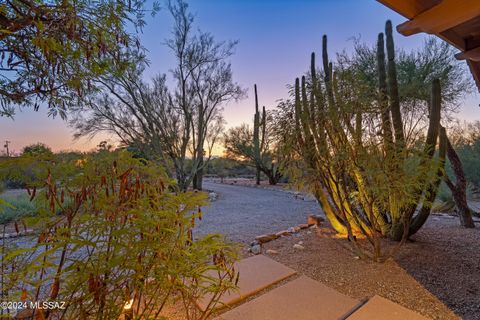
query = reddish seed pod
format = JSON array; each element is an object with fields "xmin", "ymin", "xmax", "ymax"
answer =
[{"xmin": 50, "ymin": 278, "xmax": 60, "ymax": 299}]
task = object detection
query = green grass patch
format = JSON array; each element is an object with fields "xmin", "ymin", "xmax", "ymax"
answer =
[{"xmin": 0, "ymin": 192, "xmax": 38, "ymax": 224}]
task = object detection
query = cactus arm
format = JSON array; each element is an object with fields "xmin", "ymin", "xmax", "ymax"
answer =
[
  {"xmin": 260, "ymin": 106, "xmax": 266, "ymax": 153},
  {"xmin": 377, "ymin": 32, "xmax": 394, "ymax": 152},
  {"xmin": 385, "ymin": 20, "xmax": 405, "ymax": 151},
  {"xmin": 253, "ymin": 84, "xmax": 261, "ymax": 184},
  {"xmin": 408, "ymin": 125, "xmax": 447, "ymax": 237}
]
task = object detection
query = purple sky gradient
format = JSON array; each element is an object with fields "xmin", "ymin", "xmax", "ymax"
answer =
[{"xmin": 1, "ymin": 0, "xmax": 478, "ymax": 154}]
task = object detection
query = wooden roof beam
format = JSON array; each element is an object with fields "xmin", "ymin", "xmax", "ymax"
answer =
[
  {"xmin": 397, "ymin": 0, "xmax": 480, "ymax": 36},
  {"xmin": 456, "ymin": 47, "xmax": 480, "ymax": 62},
  {"xmin": 376, "ymin": 0, "xmax": 427, "ymax": 19},
  {"xmin": 467, "ymin": 61, "xmax": 480, "ymax": 92}
]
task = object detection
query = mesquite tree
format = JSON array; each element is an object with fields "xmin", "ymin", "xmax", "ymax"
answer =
[
  {"xmin": 71, "ymin": 0, "xmax": 244, "ymax": 191},
  {"xmin": 290, "ymin": 21, "xmax": 447, "ymax": 260}
]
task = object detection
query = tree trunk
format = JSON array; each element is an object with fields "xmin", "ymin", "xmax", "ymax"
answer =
[
  {"xmin": 267, "ymin": 174, "xmax": 277, "ymax": 185},
  {"xmin": 444, "ymin": 133, "xmax": 475, "ymax": 228},
  {"xmin": 193, "ymin": 159, "xmax": 204, "ymax": 190}
]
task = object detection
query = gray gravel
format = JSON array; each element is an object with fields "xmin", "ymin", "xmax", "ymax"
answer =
[
  {"xmin": 5, "ymin": 182, "xmax": 323, "ymax": 247},
  {"xmin": 195, "ymin": 181, "xmax": 322, "ymax": 243}
]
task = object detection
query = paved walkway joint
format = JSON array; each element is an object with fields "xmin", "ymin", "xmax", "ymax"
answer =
[
  {"xmin": 216, "ymin": 275, "xmax": 360, "ymax": 320},
  {"xmin": 197, "ymin": 255, "xmax": 296, "ymax": 311}
]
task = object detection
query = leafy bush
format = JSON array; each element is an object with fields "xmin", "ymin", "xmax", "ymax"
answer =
[
  {"xmin": 0, "ymin": 193, "xmax": 37, "ymax": 224},
  {"xmin": 21, "ymin": 143, "xmax": 53, "ymax": 157},
  {"xmin": 1, "ymin": 151, "xmax": 238, "ymax": 319}
]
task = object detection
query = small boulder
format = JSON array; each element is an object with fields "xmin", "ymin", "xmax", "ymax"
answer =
[
  {"xmin": 293, "ymin": 243, "xmax": 305, "ymax": 250},
  {"xmin": 250, "ymin": 244, "xmax": 262, "ymax": 255},
  {"xmin": 298, "ymin": 223, "xmax": 309, "ymax": 229},
  {"xmin": 250, "ymin": 239, "xmax": 260, "ymax": 246},
  {"xmin": 255, "ymin": 233, "xmax": 278, "ymax": 244},
  {"xmin": 287, "ymin": 227, "xmax": 296, "ymax": 233},
  {"xmin": 307, "ymin": 214, "xmax": 325, "ymax": 226},
  {"xmin": 208, "ymin": 192, "xmax": 218, "ymax": 201},
  {"xmin": 276, "ymin": 230, "xmax": 290, "ymax": 237}
]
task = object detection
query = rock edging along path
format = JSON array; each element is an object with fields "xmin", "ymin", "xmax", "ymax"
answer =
[{"xmin": 194, "ymin": 182, "xmax": 322, "ymax": 244}]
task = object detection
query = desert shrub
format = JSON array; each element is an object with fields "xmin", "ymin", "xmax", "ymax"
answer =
[
  {"xmin": 0, "ymin": 150, "xmax": 238, "ymax": 319},
  {"xmin": 0, "ymin": 194, "xmax": 38, "ymax": 224},
  {"xmin": 21, "ymin": 143, "xmax": 53, "ymax": 157}
]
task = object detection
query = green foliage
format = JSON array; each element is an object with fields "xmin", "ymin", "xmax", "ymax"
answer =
[
  {"xmin": 0, "ymin": 0, "xmax": 158, "ymax": 118},
  {"xmin": 205, "ymin": 157, "xmax": 256, "ymax": 179},
  {"xmin": 21, "ymin": 142, "xmax": 53, "ymax": 157},
  {"xmin": 336, "ymin": 36, "xmax": 472, "ymax": 146},
  {"xmin": 447, "ymin": 121, "xmax": 480, "ymax": 188},
  {"xmin": 1, "ymin": 150, "xmax": 239, "ymax": 319},
  {"xmin": 0, "ymin": 193, "xmax": 37, "ymax": 224}
]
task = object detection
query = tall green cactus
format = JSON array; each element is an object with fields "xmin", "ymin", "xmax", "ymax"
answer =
[
  {"xmin": 253, "ymin": 84, "xmax": 260, "ymax": 184},
  {"xmin": 292, "ymin": 21, "xmax": 446, "ymax": 258},
  {"xmin": 386, "ymin": 20, "xmax": 404, "ymax": 151},
  {"xmin": 253, "ymin": 84, "xmax": 267, "ymax": 185}
]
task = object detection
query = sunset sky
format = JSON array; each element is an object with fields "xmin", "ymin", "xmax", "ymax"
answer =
[{"xmin": 1, "ymin": 0, "xmax": 479, "ymax": 155}]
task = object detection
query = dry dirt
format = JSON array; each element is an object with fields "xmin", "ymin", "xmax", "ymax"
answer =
[{"xmin": 261, "ymin": 216, "xmax": 480, "ymax": 320}]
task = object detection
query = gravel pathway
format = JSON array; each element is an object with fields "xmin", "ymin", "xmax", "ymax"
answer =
[{"xmin": 195, "ymin": 181, "xmax": 322, "ymax": 243}]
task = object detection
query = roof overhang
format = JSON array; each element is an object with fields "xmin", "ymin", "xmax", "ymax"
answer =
[{"xmin": 378, "ymin": 0, "xmax": 480, "ymax": 92}]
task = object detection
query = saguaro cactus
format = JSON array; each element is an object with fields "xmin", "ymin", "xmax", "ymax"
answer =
[
  {"xmin": 292, "ymin": 21, "xmax": 447, "ymax": 259},
  {"xmin": 251, "ymin": 84, "xmax": 282, "ymax": 185},
  {"xmin": 253, "ymin": 84, "xmax": 266, "ymax": 185}
]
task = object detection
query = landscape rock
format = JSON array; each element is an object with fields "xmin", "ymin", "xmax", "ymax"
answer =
[
  {"xmin": 298, "ymin": 223, "xmax": 309, "ymax": 229},
  {"xmin": 307, "ymin": 214, "xmax": 325, "ymax": 226},
  {"xmin": 255, "ymin": 233, "xmax": 278, "ymax": 243},
  {"xmin": 293, "ymin": 243, "xmax": 305, "ymax": 250},
  {"xmin": 208, "ymin": 192, "xmax": 218, "ymax": 201},
  {"xmin": 250, "ymin": 244, "xmax": 262, "ymax": 255},
  {"xmin": 266, "ymin": 249, "xmax": 279, "ymax": 255},
  {"xmin": 276, "ymin": 230, "xmax": 291, "ymax": 237},
  {"xmin": 287, "ymin": 227, "xmax": 296, "ymax": 233}
]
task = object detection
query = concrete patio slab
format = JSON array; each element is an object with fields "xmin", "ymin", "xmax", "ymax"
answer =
[
  {"xmin": 215, "ymin": 276, "xmax": 360, "ymax": 320},
  {"xmin": 198, "ymin": 255, "xmax": 296, "ymax": 311},
  {"xmin": 347, "ymin": 295, "xmax": 430, "ymax": 320}
]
